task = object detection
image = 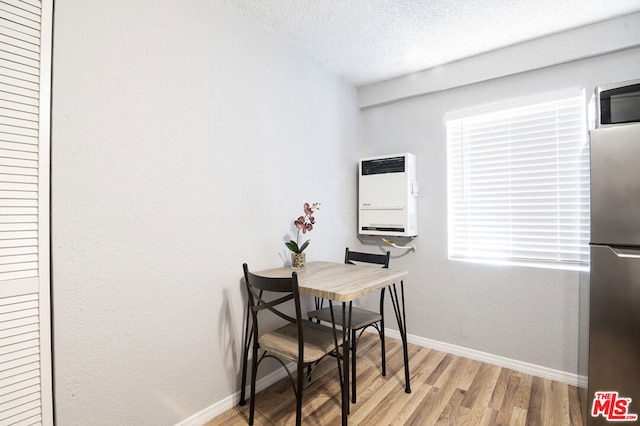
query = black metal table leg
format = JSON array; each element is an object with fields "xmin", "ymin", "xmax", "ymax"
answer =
[
  {"xmin": 329, "ymin": 301, "xmax": 351, "ymax": 425},
  {"xmin": 389, "ymin": 280, "xmax": 411, "ymax": 394},
  {"xmin": 329, "ymin": 303, "xmax": 344, "ymax": 396},
  {"xmin": 345, "ymin": 302, "xmax": 352, "ymax": 417}
]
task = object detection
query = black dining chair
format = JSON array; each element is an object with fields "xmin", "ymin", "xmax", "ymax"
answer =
[
  {"xmin": 306, "ymin": 247, "xmax": 390, "ymax": 403},
  {"xmin": 242, "ymin": 263, "xmax": 343, "ymax": 426}
]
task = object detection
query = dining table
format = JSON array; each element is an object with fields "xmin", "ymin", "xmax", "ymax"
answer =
[{"xmin": 239, "ymin": 261, "xmax": 411, "ymax": 425}]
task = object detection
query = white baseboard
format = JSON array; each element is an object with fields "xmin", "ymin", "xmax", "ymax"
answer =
[
  {"xmin": 383, "ymin": 329, "xmax": 583, "ymax": 387},
  {"xmin": 178, "ymin": 329, "xmax": 584, "ymax": 425},
  {"xmin": 176, "ymin": 366, "xmax": 291, "ymax": 426},
  {"xmin": 576, "ymin": 374, "xmax": 588, "ymax": 389}
]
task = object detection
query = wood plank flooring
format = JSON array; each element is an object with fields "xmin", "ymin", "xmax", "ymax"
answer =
[{"xmin": 207, "ymin": 333, "xmax": 583, "ymax": 425}]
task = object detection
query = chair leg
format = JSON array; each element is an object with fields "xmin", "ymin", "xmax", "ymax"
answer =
[
  {"xmin": 380, "ymin": 288, "xmax": 386, "ymax": 377},
  {"xmin": 296, "ymin": 361, "xmax": 304, "ymax": 426},
  {"xmin": 239, "ymin": 303, "xmax": 250, "ymax": 406},
  {"xmin": 249, "ymin": 345, "xmax": 258, "ymax": 425},
  {"xmin": 351, "ymin": 328, "xmax": 357, "ymax": 403},
  {"xmin": 380, "ymin": 320, "xmax": 386, "ymax": 377}
]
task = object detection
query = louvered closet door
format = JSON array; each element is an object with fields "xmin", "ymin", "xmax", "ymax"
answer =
[{"xmin": 0, "ymin": 0, "xmax": 53, "ymax": 424}]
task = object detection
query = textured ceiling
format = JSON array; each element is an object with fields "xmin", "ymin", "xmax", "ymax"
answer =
[{"xmin": 224, "ymin": 0, "xmax": 640, "ymax": 86}]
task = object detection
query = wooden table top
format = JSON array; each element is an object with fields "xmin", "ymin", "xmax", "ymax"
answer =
[{"xmin": 252, "ymin": 261, "xmax": 408, "ymax": 302}]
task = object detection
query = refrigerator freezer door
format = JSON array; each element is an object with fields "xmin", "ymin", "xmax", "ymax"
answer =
[
  {"xmin": 588, "ymin": 245, "xmax": 640, "ymax": 425},
  {"xmin": 590, "ymin": 125, "xmax": 640, "ymax": 246}
]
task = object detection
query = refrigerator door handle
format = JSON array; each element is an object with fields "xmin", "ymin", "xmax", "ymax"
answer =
[{"xmin": 608, "ymin": 246, "xmax": 640, "ymax": 259}]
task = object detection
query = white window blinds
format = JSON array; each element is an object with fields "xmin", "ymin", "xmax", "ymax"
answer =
[{"xmin": 446, "ymin": 90, "xmax": 590, "ymax": 270}]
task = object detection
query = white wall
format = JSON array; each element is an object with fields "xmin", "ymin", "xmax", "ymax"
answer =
[
  {"xmin": 51, "ymin": 1, "xmax": 361, "ymax": 424},
  {"xmin": 360, "ymin": 43, "xmax": 640, "ymax": 377}
]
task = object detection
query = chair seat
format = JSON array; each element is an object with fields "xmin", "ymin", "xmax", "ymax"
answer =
[
  {"xmin": 307, "ymin": 306, "xmax": 382, "ymax": 330},
  {"xmin": 259, "ymin": 320, "xmax": 343, "ymax": 364}
]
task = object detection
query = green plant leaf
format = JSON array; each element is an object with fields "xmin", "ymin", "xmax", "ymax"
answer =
[
  {"xmin": 298, "ymin": 240, "xmax": 310, "ymax": 253},
  {"xmin": 285, "ymin": 241, "xmax": 300, "ymax": 253}
]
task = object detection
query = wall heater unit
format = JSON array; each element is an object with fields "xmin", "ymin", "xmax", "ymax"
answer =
[{"xmin": 359, "ymin": 153, "xmax": 418, "ymax": 237}]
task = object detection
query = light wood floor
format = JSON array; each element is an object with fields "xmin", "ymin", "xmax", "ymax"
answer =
[{"xmin": 208, "ymin": 333, "xmax": 583, "ymax": 425}]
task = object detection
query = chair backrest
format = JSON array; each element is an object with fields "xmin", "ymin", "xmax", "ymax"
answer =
[
  {"xmin": 242, "ymin": 263, "xmax": 303, "ymax": 351},
  {"xmin": 344, "ymin": 247, "xmax": 390, "ymax": 268}
]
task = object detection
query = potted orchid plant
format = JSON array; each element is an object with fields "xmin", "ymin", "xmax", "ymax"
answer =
[{"xmin": 286, "ymin": 202, "xmax": 320, "ymax": 268}]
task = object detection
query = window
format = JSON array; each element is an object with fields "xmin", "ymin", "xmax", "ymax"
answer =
[{"xmin": 446, "ymin": 90, "xmax": 589, "ymax": 270}]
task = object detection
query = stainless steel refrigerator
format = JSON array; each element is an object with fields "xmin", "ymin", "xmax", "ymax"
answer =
[{"xmin": 588, "ymin": 79, "xmax": 640, "ymax": 425}]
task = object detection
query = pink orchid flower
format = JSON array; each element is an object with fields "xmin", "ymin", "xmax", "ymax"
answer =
[{"xmin": 285, "ymin": 202, "xmax": 321, "ymax": 253}]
